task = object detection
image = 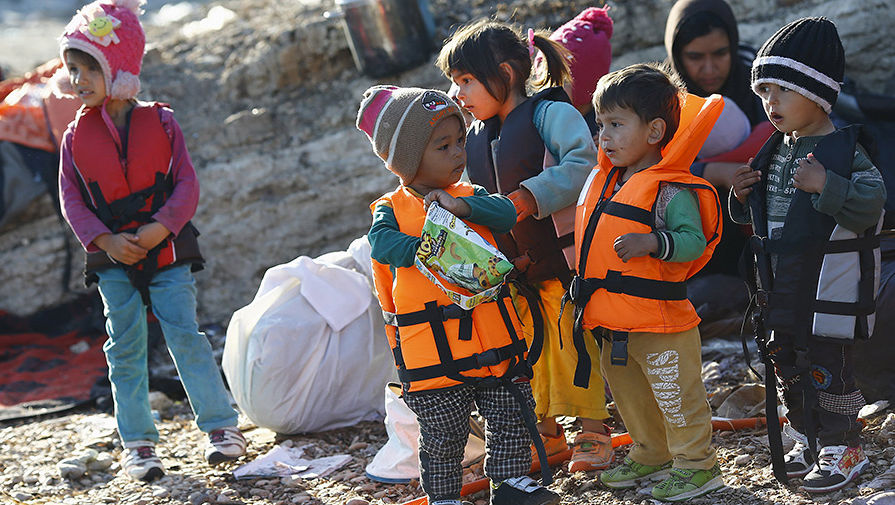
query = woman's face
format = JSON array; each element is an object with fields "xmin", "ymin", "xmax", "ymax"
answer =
[{"xmin": 679, "ymin": 27, "xmax": 732, "ymax": 94}]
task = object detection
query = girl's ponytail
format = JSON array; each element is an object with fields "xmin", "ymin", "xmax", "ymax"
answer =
[
  {"xmin": 531, "ymin": 32, "xmax": 571, "ymax": 90},
  {"xmin": 438, "ymin": 20, "xmax": 571, "ymax": 102}
]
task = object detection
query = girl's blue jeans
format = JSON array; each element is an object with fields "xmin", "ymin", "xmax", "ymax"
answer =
[{"xmin": 97, "ymin": 264, "xmax": 237, "ymax": 443}]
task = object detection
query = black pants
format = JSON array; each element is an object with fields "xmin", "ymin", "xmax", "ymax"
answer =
[
  {"xmin": 403, "ymin": 380, "xmax": 535, "ymax": 502},
  {"xmin": 768, "ymin": 334, "xmax": 865, "ymax": 446}
]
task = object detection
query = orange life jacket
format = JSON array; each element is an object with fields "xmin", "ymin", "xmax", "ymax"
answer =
[
  {"xmin": 370, "ymin": 182, "xmax": 529, "ymax": 393},
  {"xmin": 565, "ymin": 93, "xmax": 723, "ymax": 386},
  {"xmin": 71, "ymin": 103, "xmax": 202, "ymax": 300}
]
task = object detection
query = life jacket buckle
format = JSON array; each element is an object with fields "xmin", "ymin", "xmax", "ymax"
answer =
[
  {"xmin": 609, "ymin": 330, "xmax": 629, "ymax": 366},
  {"xmin": 568, "ymin": 275, "xmax": 582, "ymax": 303},
  {"xmin": 473, "ymin": 349, "xmax": 501, "ymax": 368},
  {"xmin": 749, "ymin": 235, "xmax": 768, "ymax": 255},
  {"xmin": 441, "ymin": 304, "xmax": 471, "ymax": 321},
  {"xmin": 756, "ymin": 290, "xmax": 769, "ymax": 308}
]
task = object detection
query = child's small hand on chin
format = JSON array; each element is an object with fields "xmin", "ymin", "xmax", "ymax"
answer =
[
  {"xmin": 424, "ymin": 189, "xmax": 471, "ymax": 217},
  {"xmin": 614, "ymin": 232, "xmax": 658, "ymax": 262},
  {"xmin": 792, "ymin": 153, "xmax": 826, "ymax": 194}
]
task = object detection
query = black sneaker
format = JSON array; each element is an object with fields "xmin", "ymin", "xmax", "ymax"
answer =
[
  {"xmin": 490, "ymin": 476, "xmax": 559, "ymax": 505},
  {"xmin": 801, "ymin": 445, "xmax": 869, "ymax": 493},
  {"xmin": 782, "ymin": 424, "xmax": 815, "ymax": 478}
]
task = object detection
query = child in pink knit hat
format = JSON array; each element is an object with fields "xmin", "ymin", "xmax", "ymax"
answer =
[
  {"xmin": 56, "ymin": 0, "xmax": 245, "ymax": 482},
  {"xmin": 550, "ymin": 6, "xmax": 613, "ymax": 116}
]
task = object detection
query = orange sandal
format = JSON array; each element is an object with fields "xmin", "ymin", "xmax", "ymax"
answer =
[
  {"xmin": 568, "ymin": 425, "xmax": 614, "ymax": 472},
  {"xmin": 530, "ymin": 426, "xmax": 569, "ymax": 464}
]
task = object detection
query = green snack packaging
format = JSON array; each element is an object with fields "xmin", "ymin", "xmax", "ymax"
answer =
[{"xmin": 415, "ymin": 203, "xmax": 514, "ymax": 309}]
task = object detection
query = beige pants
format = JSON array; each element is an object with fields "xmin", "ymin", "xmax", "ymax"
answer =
[{"xmin": 600, "ymin": 326, "xmax": 716, "ymax": 470}]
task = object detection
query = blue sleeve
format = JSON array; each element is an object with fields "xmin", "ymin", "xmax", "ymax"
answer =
[
  {"xmin": 369, "ymin": 202, "xmax": 420, "ymax": 268},
  {"xmin": 520, "ymin": 100, "xmax": 598, "ymax": 218}
]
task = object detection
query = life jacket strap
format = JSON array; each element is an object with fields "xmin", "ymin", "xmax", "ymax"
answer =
[
  {"xmin": 569, "ymin": 270, "xmax": 688, "ymax": 302},
  {"xmin": 602, "ymin": 201, "xmax": 653, "ymax": 227},
  {"xmin": 385, "ymin": 303, "xmax": 473, "ymax": 327},
  {"xmin": 396, "ymin": 340, "xmax": 528, "ymax": 384}
]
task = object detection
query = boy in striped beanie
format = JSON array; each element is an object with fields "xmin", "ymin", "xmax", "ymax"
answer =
[{"xmin": 731, "ymin": 17, "xmax": 885, "ymax": 494}]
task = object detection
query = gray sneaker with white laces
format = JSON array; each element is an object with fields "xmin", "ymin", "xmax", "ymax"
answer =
[
  {"xmin": 205, "ymin": 426, "xmax": 247, "ymax": 465},
  {"xmin": 122, "ymin": 441, "xmax": 165, "ymax": 481}
]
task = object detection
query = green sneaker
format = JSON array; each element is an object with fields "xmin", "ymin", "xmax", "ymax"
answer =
[
  {"xmin": 599, "ymin": 457, "xmax": 673, "ymax": 489},
  {"xmin": 651, "ymin": 464, "xmax": 724, "ymax": 502}
]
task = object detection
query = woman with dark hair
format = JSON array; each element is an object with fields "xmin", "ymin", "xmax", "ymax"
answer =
[
  {"xmin": 665, "ymin": 0, "xmax": 773, "ymax": 278},
  {"xmin": 665, "ymin": 0, "xmax": 764, "ymax": 126}
]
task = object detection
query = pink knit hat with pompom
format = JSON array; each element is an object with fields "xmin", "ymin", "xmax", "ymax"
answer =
[
  {"xmin": 550, "ymin": 6, "xmax": 613, "ymax": 109},
  {"xmin": 56, "ymin": 0, "xmax": 146, "ymax": 100}
]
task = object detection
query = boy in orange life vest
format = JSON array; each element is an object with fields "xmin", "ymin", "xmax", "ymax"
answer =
[
  {"xmin": 56, "ymin": 0, "xmax": 244, "ymax": 482},
  {"xmin": 568, "ymin": 63, "xmax": 725, "ymax": 501},
  {"xmin": 359, "ymin": 86, "xmax": 560, "ymax": 505}
]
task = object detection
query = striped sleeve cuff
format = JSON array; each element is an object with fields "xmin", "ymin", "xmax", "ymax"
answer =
[{"xmin": 650, "ymin": 230, "xmax": 675, "ymax": 261}]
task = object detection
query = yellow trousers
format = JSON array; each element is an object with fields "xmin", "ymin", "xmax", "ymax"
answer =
[
  {"xmin": 600, "ymin": 326, "xmax": 716, "ymax": 470},
  {"xmin": 512, "ymin": 279, "xmax": 608, "ymax": 422}
]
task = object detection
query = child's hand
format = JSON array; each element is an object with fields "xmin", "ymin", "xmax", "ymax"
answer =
[
  {"xmin": 507, "ymin": 187, "xmax": 537, "ymax": 222},
  {"xmin": 732, "ymin": 158, "xmax": 761, "ymax": 204},
  {"xmin": 424, "ymin": 189, "xmax": 471, "ymax": 217},
  {"xmin": 792, "ymin": 153, "xmax": 826, "ymax": 194},
  {"xmin": 135, "ymin": 222, "xmax": 172, "ymax": 250},
  {"xmin": 613, "ymin": 232, "xmax": 658, "ymax": 262},
  {"xmin": 94, "ymin": 232, "xmax": 148, "ymax": 265}
]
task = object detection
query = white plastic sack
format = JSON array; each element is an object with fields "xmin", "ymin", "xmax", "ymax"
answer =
[
  {"xmin": 223, "ymin": 236, "xmax": 396, "ymax": 434},
  {"xmin": 365, "ymin": 384, "xmax": 485, "ymax": 483}
]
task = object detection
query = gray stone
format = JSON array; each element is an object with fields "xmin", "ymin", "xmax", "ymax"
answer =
[
  {"xmin": 249, "ymin": 488, "xmax": 271, "ymax": 498},
  {"xmin": 56, "ymin": 459, "xmax": 87, "ymax": 480},
  {"xmin": 148, "ymin": 391, "xmax": 174, "ymax": 412},
  {"xmin": 151, "ymin": 487, "xmax": 170, "ymax": 498},
  {"xmin": 87, "ymin": 452, "xmax": 114, "ymax": 472},
  {"xmin": 189, "ymin": 491, "xmax": 210, "ymax": 505}
]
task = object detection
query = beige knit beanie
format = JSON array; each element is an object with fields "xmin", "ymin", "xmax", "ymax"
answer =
[{"xmin": 356, "ymin": 85, "xmax": 464, "ymax": 184}]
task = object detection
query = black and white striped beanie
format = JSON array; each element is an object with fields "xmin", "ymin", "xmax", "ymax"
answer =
[{"xmin": 751, "ymin": 17, "xmax": 844, "ymax": 114}]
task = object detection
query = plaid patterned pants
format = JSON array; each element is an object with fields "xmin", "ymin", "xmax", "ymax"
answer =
[{"xmin": 403, "ymin": 380, "xmax": 535, "ymax": 501}]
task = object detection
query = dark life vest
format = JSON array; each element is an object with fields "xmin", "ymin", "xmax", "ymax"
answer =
[
  {"xmin": 465, "ymin": 87, "xmax": 574, "ymax": 284},
  {"xmin": 745, "ymin": 125, "xmax": 883, "ymax": 341},
  {"xmin": 71, "ymin": 103, "xmax": 202, "ymax": 296}
]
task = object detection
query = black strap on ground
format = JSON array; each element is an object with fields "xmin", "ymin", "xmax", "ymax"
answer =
[
  {"xmin": 760, "ymin": 340, "xmax": 788, "ymax": 484},
  {"xmin": 743, "ymin": 236, "xmax": 788, "ymax": 484},
  {"xmin": 794, "ymin": 340, "xmax": 819, "ymax": 473},
  {"xmin": 502, "ymin": 378, "xmax": 553, "ymax": 486}
]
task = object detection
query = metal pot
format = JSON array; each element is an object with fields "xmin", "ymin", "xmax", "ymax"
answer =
[{"xmin": 326, "ymin": 0, "xmax": 434, "ymax": 78}]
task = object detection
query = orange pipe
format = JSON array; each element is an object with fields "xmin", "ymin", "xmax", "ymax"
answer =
[{"xmin": 399, "ymin": 418, "xmax": 778, "ymax": 505}]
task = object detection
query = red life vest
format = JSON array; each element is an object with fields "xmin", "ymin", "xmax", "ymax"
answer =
[
  {"xmin": 71, "ymin": 103, "xmax": 201, "ymax": 292},
  {"xmin": 370, "ymin": 182, "xmax": 529, "ymax": 393}
]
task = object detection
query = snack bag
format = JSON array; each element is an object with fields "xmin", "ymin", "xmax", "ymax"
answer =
[{"xmin": 415, "ymin": 203, "xmax": 514, "ymax": 309}]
